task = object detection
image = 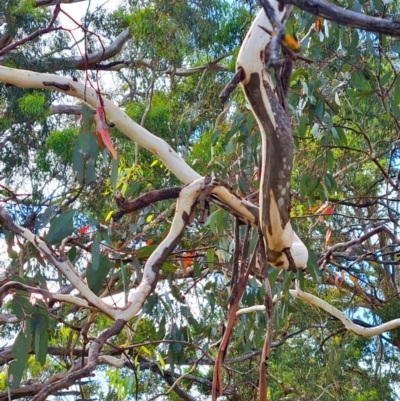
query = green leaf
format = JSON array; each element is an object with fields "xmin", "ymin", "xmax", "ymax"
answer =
[
  {"xmin": 35, "ymin": 323, "xmax": 49, "ymax": 365},
  {"xmin": 7, "ymin": 358, "xmax": 27, "ymax": 389},
  {"xmin": 87, "ymin": 255, "xmax": 112, "ymax": 294},
  {"xmin": 91, "ymin": 234, "xmax": 100, "ymax": 271},
  {"xmin": 11, "ymin": 297, "xmax": 25, "ymax": 321},
  {"xmin": 4, "ymin": 230, "xmax": 18, "ymax": 259},
  {"xmin": 111, "ymin": 158, "xmax": 119, "ymax": 191},
  {"xmin": 206, "ymin": 248, "xmax": 214, "ymax": 271},
  {"xmin": 136, "ymin": 244, "xmax": 157, "ymax": 259},
  {"xmin": 210, "ymin": 129, "xmax": 221, "ymax": 145},
  {"xmin": 238, "ymin": 175, "xmax": 248, "ymax": 196},
  {"xmin": 306, "ymin": 251, "xmax": 320, "ymax": 282},
  {"xmin": 9, "ymin": 328, "xmax": 31, "ymax": 388},
  {"xmin": 311, "ymin": 123, "xmax": 320, "ymax": 139},
  {"xmin": 121, "ymin": 263, "xmax": 129, "ymax": 297},
  {"xmin": 45, "ymin": 209, "xmax": 75, "ymax": 245}
]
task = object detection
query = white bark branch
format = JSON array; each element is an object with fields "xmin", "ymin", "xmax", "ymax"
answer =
[
  {"xmin": 236, "ymin": 4, "xmax": 308, "ymax": 269},
  {"xmin": 116, "ymin": 177, "xmax": 215, "ymax": 321},
  {"xmin": 0, "ymin": 65, "xmax": 256, "ymax": 223},
  {"xmin": 237, "ymin": 285, "xmax": 400, "ymax": 337}
]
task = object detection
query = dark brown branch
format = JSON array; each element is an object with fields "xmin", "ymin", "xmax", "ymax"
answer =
[
  {"xmin": 0, "ymin": 4, "xmax": 61, "ymax": 56},
  {"xmin": 259, "ymin": 0, "xmax": 286, "ymax": 68},
  {"xmin": 278, "ymin": 0, "xmax": 400, "ymax": 37},
  {"xmin": 212, "ymin": 238, "xmax": 258, "ymax": 400},
  {"xmin": 320, "ymin": 225, "xmax": 400, "ymax": 265},
  {"xmin": 219, "ymin": 68, "xmax": 245, "ymax": 103},
  {"xmin": 112, "ymin": 187, "xmax": 182, "ymax": 221},
  {"xmin": 258, "ymin": 231, "xmax": 274, "ymax": 401},
  {"xmin": 31, "ymin": 319, "xmax": 125, "ymax": 401},
  {"xmin": 35, "ymin": 0, "xmax": 87, "ymax": 5}
]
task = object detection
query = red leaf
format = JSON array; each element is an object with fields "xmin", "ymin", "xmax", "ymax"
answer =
[
  {"xmin": 93, "ymin": 107, "xmax": 117, "ymax": 159},
  {"xmin": 79, "ymin": 225, "xmax": 90, "ymax": 234},
  {"xmin": 323, "ymin": 206, "xmax": 334, "ymax": 215}
]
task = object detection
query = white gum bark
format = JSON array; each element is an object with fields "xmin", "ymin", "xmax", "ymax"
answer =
[{"xmin": 236, "ymin": 3, "xmax": 308, "ymax": 269}]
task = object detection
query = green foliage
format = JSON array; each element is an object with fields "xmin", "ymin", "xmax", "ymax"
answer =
[{"xmin": 46, "ymin": 127, "xmax": 79, "ymax": 164}]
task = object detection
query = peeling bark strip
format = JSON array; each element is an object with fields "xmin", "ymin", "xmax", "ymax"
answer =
[
  {"xmin": 112, "ymin": 186, "xmax": 182, "ymax": 221},
  {"xmin": 43, "ymin": 81, "xmax": 70, "ymax": 91},
  {"xmin": 236, "ymin": 2, "xmax": 308, "ymax": 269}
]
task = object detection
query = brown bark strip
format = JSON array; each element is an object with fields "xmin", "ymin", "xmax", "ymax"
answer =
[
  {"xmin": 258, "ymin": 232, "xmax": 274, "ymax": 400},
  {"xmin": 243, "ymin": 72, "xmax": 293, "ymax": 267},
  {"xmin": 212, "ymin": 235, "xmax": 258, "ymax": 400},
  {"xmin": 279, "ymin": 0, "xmax": 400, "ymax": 36},
  {"xmin": 112, "ymin": 186, "xmax": 182, "ymax": 221},
  {"xmin": 43, "ymin": 81, "xmax": 71, "ymax": 91}
]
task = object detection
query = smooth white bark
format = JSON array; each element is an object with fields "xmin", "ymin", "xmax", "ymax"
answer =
[
  {"xmin": 0, "ymin": 66, "xmax": 256, "ymax": 223},
  {"xmin": 237, "ymin": 286, "xmax": 400, "ymax": 337},
  {"xmin": 116, "ymin": 177, "xmax": 214, "ymax": 321}
]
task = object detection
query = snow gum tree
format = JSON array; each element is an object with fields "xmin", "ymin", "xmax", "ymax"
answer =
[{"xmin": 1, "ymin": 0, "xmax": 400, "ymax": 399}]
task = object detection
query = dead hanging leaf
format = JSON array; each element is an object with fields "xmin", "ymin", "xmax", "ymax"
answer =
[
  {"xmin": 182, "ymin": 252, "xmax": 194, "ymax": 275},
  {"xmin": 334, "ymin": 275, "xmax": 342, "ymax": 289},
  {"xmin": 315, "ymin": 17, "xmax": 321, "ymax": 32},
  {"xmin": 93, "ymin": 106, "xmax": 117, "ymax": 159},
  {"xmin": 349, "ymin": 275, "xmax": 362, "ymax": 290},
  {"xmin": 325, "ymin": 228, "xmax": 332, "ymax": 246}
]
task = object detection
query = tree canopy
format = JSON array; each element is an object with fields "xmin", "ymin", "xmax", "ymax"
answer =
[{"xmin": 1, "ymin": 0, "xmax": 400, "ymax": 400}]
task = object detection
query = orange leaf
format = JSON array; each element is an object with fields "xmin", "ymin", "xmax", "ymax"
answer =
[
  {"xmin": 315, "ymin": 17, "xmax": 321, "ymax": 32},
  {"xmin": 93, "ymin": 107, "xmax": 117, "ymax": 159},
  {"xmin": 79, "ymin": 225, "xmax": 90, "ymax": 234},
  {"xmin": 325, "ymin": 228, "xmax": 332, "ymax": 246},
  {"xmin": 349, "ymin": 275, "xmax": 362, "ymax": 290},
  {"xmin": 182, "ymin": 252, "xmax": 194, "ymax": 275},
  {"xmin": 282, "ymin": 33, "xmax": 301, "ymax": 52}
]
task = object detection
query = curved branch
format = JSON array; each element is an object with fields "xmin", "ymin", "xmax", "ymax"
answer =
[
  {"xmin": 112, "ymin": 187, "xmax": 182, "ymax": 221},
  {"xmin": 236, "ymin": 5, "xmax": 308, "ymax": 269},
  {"xmin": 0, "ymin": 207, "xmax": 117, "ymax": 319},
  {"xmin": 239, "ymin": 286, "xmax": 400, "ymax": 337},
  {"xmin": 290, "ymin": 285, "xmax": 400, "ymax": 337},
  {"xmin": 115, "ymin": 177, "xmax": 215, "ymax": 321},
  {"xmin": 0, "ymin": 65, "xmax": 256, "ymax": 224},
  {"xmin": 278, "ymin": 0, "xmax": 400, "ymax": 37},
  {"xmin": 35, "ymin": 0, "xmax": 87, "ymax": 6},
  {"xmin": 31, "ymin": 319, "xmax": 125, "ymax": 401}
]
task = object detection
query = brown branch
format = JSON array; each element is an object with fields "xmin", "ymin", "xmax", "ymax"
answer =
[
  {"xmin": 31, "ymin": 319, "xmax": 125, "ymax": 401},
  {"xmin": 212, "ymin": 236, "xmax": 258, "ymax": 400},
  {"xmin": 112, "ymin": 186, "xmax": 182, "ymax": 221},
  {"xmin": 278, "ymin": 0, "xmax": 400, "ymax": 36},
  {"xmin": 219, "ymin": 68, "xmax": 245, "ymax": 103},
  {"xmin": 35, "ymin": 0, "xmax": 87, "ymax": 6},
  {"xmin": 259, "ymin": 0, "xmax": 286, "ymax": 68},
  {"xmin": 0, "ymin": 3, "xmax": 61, "ymax": 56},
  {"xmin": 258, "ymin": 231, "xmax": 274, "ymax": 401},
  {"xmin": 320, "ymin": 225, "xmax": 400, "ymax": 265}
]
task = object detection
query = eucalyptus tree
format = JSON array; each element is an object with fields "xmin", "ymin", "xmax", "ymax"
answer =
[{"xmin": 1, "ymin": 0, "xmax": 400, "ymax": 400}]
